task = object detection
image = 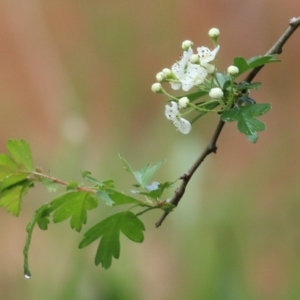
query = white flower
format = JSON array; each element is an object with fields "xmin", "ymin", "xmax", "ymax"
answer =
[
  {"xmin": 170, "ymin": 47, "xmax": 193, "ymax": 90},
  {"xmin": 227, "ymin": 65, "xmax": 239, "ymax": 75},
  {"xmin": 180, "ymin": 63, "xmax": 208, "ymax": 91},
  {"xmin": 173, "ymin": 118, "xmax": 192, "ymax": 134},
  {"xmin": 197, "ymin": 45, "xmax": 220, "ymax": 67},
  {"xmin": 209, "ymin": 87, "xmax": 223, "ymax": 99},
  {"xmin": 151, "ymin": 83, "xmax": 163, "ymax": 93},
  {"xmin": 178, "ymin": 97, "xmax": 189, "ymax": 108},
  {"xmin": 208, "ymin": 28, "xmax": 220, "ymax": 38},
  {"xmin": 165, "ymin": 101, "xmax": 179, "ymax": 120},
  {"xmin": 182, "ymin": 40, "xmax": 194, "ymax": 50}
]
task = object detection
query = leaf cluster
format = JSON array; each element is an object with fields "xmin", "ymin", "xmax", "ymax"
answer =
[{"xmin": 0, "ymin": 140, "xmax": 174, "ymax": 276}]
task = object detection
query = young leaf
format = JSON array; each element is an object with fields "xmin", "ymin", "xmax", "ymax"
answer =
[
  {"xmin": 41, "ymin": 178, "xmax": 59, "ymax": 192},
  {"xmin": 96, "ymin": 189, "xmax": 141, "ymax": 206},
  {"xmin": 0, "ymin": 173, "xmax": 29, "ymax": 191},
  {"xmin": 0, "ymin": 181, "xmax": 32, "ymax": 216},
  {"xmin": 118, "ymin": 154, "xmax": 134, "ymax": 174},
  {"xmin": 0, "ymin": 154, "xmax": 19, "ymax": 180},
  {"xmin": 6, "ymin": 139, "xmax": 33, "ymax": 171},
  {"xmin": 221, "ymin": 103, "xmax": 271, "ymax": 143},
  {"xmin": 79, "ymin": 211, "xmax": 145, "ymax": 269},
  {"xmin": 119, "ymin": 155, "xmax": 166, "ymax": 189},
  {"xmin": 81, "ymin": 170, "xmax": 115, "ymax": 190},
  {"xmin": 50, "ymin": 191, "xmax": 98, "ymax": 232},
  {"xmin": 135, "ymin": 181, "xmax": 173, "ymax": 200}
]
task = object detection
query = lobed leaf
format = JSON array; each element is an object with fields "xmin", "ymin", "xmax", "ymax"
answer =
[
  {"xmin": 0, "ymin": 182, "xmax": 32, "ymax": 216},
  {"xmin": 0, "ymin": 154, "xmax": 19, "ymax": 180},
  {"xmin": 6, "ymin": 139, "xmax": 33, "ymax": 171},
  {"xmin": 50, "ymin": 191, "xmax": 98, "ymax": 232},
  {"xmin": 79, "ymin": 211, "xmax": 145, "ymax": 269},
  {"xmin": 221, "ymin": 103, "xmax": 271, "ymax": 143},
  {"xmin": 119, "ymin": 155, "xmax": 166, "ymax": 188}
]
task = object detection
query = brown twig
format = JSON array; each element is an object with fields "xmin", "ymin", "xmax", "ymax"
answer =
[{"xmin": 155, "ymin": 16, "xmax": 300, "ymax": 228}]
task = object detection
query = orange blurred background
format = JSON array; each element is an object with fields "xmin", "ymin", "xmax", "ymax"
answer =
[{"xmin": 0, "ymin": 1, "xmax": 300, "ymax": 299}]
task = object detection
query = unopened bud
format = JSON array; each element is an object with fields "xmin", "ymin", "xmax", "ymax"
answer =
[
  {"xmin": 227, "ymin": 65, "xmax": 239, "ymax": 76},
  {"xmin": 189, "ymin": 54, "xmax": 200, "ymax": 64},
  {"xmin": 151, "ymin": 83, "xmax": 163, "ymax": 93},
  {"xmin": 156, "ymin": 72, "xmax": 165, "ymax": 82},
  {"xmin": 182, "ymin": 40, "xmax": 194, "ymax": 51},
  {"xmin": 209, "ymin": 87, "xmax": 223, "ymax": 99},
  {"xmin": 178, "ymin": 97, "xmax": 189, "ymax": 108},
  {"xmin": 208, "ymin": 28, "xmax": 220, "ymax": 38}
]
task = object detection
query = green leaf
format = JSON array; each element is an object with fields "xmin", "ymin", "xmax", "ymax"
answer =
[
  {"xmin": 119, "ymin": 155, "xmax": 166, "ymax": 188},
  {"xmin": 134, "ymin": 181, "xmax": 173, "ymax": 200},
  {"xmin": 0, "ymin": 154, "xmax": 19, "ymax": 180},
  {"xmin": 133, "ymin": 160, "xmax": 166, "ymax": 188},
  {"xmin": 79, "ymin": 211, "xmax": 145, "ymax": 269},
  {"xmin": 6, "ymin": 139, "xmax": 33, "ymax": 171},
  {"xmin": 0, "ymin": 173, "xmax": 29, "ymax": 191},
  {"xmin": 96, "ymin": 189, "xmax": 141, "ymax": 206},
  {"xmin": 50, "ymin": 191, "xmax": 98, "ymax": 232},
  {"xmin": 221, "ymin": 103, "xmax": 271, "ymax": 143},
  {"xmin": 0, "ymin": 181, "xmax": 32, "ymax": 216},
  {"xmin": 213, "ymin": 72, "xmax": 231, "ymax": 88},
  {"xmin": 233, "ymin": 57, "xmax": 249, "ymax": 75},
  {"xmin": 247, "ymin": 55, "xmax": 280, "ymax": 69},
  {"xmin": 233, "ymin": 55, "xmax": 280, "ymax": 77},
  {"xmin": 118, "ymin": 154, "xmax": 134, "ymax": 173},
  {"xmin": 41, "ymin": 178, "xmax": 59, "ymax": 192},
  {"xmin": 81, "ymin": 170, "xmax": 115, "ymax": 189},
  {"xmin": 109, "ymin": 190, "xmax": 141, "ymax": 206}
]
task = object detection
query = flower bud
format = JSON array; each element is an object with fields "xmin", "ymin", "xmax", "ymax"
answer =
[
  {"xmin": 156, "ymin": 72, "xmax": 165, "ymax": 82},
  {"xmin": 227, "ymin": 65, "xmax": 239, "ymax": 75},
  {"xmin": 182, "ymin": 40, "xmax": 194, "ymax": 50},
  {"xmin": 151, "ymin": 83, "xmax": 163, "ymax": 93},
  {"xmin": 208, "ymin": 28, "xmax": 220, "ymax": 38},
  {"xmin": 209, "ymin": 87, "xmax": 223, "ymax": 99},
  {"xmin": 206, "ymin": 64, "xmax": 216, "ymax": 75},
  {"xmin": 189, "ymin": 54, "xmax": 200, "ymax": 64},
  {"xmin": 162, "ymin": 68, "xmax": 171, "ymax": 77},
  {"xmin": 178, "ymin": 97, "xmax": 189, "ymax": 108}
]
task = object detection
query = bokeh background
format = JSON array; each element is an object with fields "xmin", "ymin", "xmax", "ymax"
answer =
[{"xmin": 0, "ymin": 1, "xmax": 300, "ymax": 299}]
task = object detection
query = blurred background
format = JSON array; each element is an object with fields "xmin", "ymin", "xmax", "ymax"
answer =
[{"xmin": 0, "ymin": 1, "xmax": 299, "ymax": 299}]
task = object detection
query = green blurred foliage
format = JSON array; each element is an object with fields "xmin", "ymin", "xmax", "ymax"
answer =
[{"xmin": 0, "ymin": 1, "xmax": 300, "ymax": 300}]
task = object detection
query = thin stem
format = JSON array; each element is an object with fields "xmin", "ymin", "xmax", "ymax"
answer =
[
  {"xmin": 155, "ymin": 16, "xmax": 300, "ymax": 227},
  {"xmin": 30, "ymin": 171, "xmax": 97, "ymax": 194}
]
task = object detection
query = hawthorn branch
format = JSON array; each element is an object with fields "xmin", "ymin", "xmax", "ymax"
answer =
[{"xmin": 155, "ymin": 16, "xmax": 300, "ymax": 228}]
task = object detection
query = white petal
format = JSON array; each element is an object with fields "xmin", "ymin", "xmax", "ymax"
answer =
[
  {"xmin": 173, "ymin": 118, "xmax": 192, "ymax": 134},
  {"xmin": 165, "ymin": 101, "xmax": 179, "ymax": 120},
  {"xmin": 171, "ymin": 47, "xmax": 193, "ymax": 78},
  {"xmin": 197, "ymin": 45, "xmax": 220, "ymax": 66},
  {"xmin": 180, "ymin": 63, "xmax": 208, "ymax": 91},
  {"xmin": 170, "ymin": 82, "xmax": 182, "ymax": 90}
]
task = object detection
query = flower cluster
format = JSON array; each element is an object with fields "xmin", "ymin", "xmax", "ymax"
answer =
[
  {"xmin": 155, "ymin": 42, "xmax": 219, "ymax": 92},
  {"xmin": 152, "ymin": 28, "xmax": 242, "ymax": 135}
]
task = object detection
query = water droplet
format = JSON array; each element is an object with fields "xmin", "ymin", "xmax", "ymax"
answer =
[{"xmin": 24, "ymin": 272, "xmax": 32, "ymax": 279}]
